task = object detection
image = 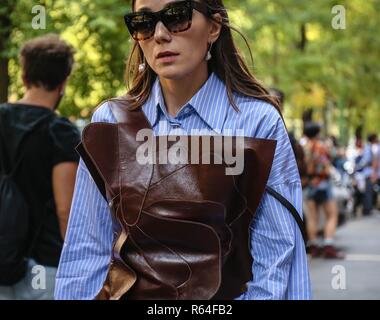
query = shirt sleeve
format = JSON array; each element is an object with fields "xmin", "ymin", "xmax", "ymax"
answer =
[
  {"xmin": 54, "ymin": 103, "xmax": 115, "ymax": 300},
  {"xmin": 49, "ymin": 117, "xmax": 81, "ymax": 166},
  {"xmin": 236, "ymin": 108, "xmax": 312, "ymax": 300}
]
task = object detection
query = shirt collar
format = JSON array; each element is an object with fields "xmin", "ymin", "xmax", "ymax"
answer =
[
  {"xmin": 142, "ymin": 72, "xmax": 230, "ymax": 134},
  {"xmin": 142, "ymin": 78, "xmax": 165, "ymax": 128}
]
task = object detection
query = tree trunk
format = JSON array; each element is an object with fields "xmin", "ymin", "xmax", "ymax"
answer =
[
  {"xmin": 298, "ymin": 23, "xmax": 307, "ymax": 51},
  {"xmin": 0, "ymin": 48, "xmax": 9, "ymax": 103},
  {"xmin": 0, "ymin": 1, "xmax": 14, "ymax": 103}
]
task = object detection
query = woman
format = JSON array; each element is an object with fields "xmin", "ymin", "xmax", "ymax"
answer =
[
  {"xmin": 303, "ymin": 122, "xmax": 343, "ymax": 259},
  {"xmin": 55, "ymin": 0, "xmax": 311, "ymax": 300}
]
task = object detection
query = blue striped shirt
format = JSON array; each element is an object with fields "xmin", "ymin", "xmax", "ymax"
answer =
[{"xmin": 55, "ymin": 72, "xmax": 312, "ymax": 300}]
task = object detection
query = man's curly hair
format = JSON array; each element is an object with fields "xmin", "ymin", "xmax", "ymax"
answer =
[{"xmin": 20, "ymin": 33, "xmax": 74, "ymax": 91}]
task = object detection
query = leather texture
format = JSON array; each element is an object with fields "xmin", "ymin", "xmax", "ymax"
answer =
[{"xmin": 77, "ymin": 97, "xmax": 277, "ymax": 300}]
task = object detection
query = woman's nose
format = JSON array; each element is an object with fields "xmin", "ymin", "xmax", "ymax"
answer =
[{"xmin": 154, "ymin": 21, "xmax": 172, "ymax": 43}]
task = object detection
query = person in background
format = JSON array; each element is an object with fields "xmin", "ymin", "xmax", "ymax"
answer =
[
  {"xmin": 359, "ymin": 134, "xmax": 379, "ymax": 216},
  {"xmin": 373, "ymin": 147, "xmax": 380, "ymax": 216},
  {"xmin": 269, "ymin": 88, "xmax": 307, "ymax": 186},
  {"xmin": 328, "ymin": 135, "xmax": 346, "ymax": 174},
  {"xmin": 0, "ymin": 34, "xmax": 80, "ymax": 299},
  {"xmin": 351, "ymin": 137, "xmax": 366, "ymax": 214},
  {"xmin": 303, "ymin": 122, "xmax": 343, "ymax": 259}
]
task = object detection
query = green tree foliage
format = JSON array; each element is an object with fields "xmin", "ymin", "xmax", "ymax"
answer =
[
  {"xmin": 3, "ymin": 0, "xmax": 131, "ymax": 120},
  {"xmin": 0, "ymin": 0, "xmax": 379, "ymax": 141}
]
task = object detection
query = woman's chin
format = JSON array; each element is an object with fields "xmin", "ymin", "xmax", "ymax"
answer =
[{"xmin": 156, "ymin": 66, "xmax": 187, "ymax": 80}]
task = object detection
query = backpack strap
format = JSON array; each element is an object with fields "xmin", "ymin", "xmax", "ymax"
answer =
[
  {"xmin": 0, "ymin": 111, "xmax": 54, "ymax": 178},
  {"xmin": 24, "ymin": 113, "xmax": 62, "ymax": 258},
  {"xmin": 0, "ymin": 112, "xmax": 7, "ymax": 175},
  {"xmin": 266, "ymin": 186, "xmax": 307, "ymax": 246}
]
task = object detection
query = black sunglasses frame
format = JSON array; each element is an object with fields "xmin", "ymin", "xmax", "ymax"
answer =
[{"xmin": 124, "ymin": 0, "xmax": 210, "ymax": 41}]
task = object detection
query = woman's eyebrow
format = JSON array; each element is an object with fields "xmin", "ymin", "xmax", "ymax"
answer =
[
  {"xmin": 136, "ymin": 0, "xmax": 181, "ymax": 12},
  {"xmin": 136, "ymin": 6, "xmax": 152, "ymax": 12}
]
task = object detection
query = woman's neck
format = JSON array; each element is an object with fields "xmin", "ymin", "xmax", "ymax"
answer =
[{"xmin": 159, "ymin": 66, "xmax": 209, "ymax": 117}]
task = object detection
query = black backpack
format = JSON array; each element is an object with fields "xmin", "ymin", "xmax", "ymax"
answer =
[{"xmin": 0, "ymin": 110, "xmax": 52, "ymax": 285}]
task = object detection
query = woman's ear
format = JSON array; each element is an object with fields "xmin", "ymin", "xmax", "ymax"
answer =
[{"xmin": 208, "ymin": 13, "xmax": 223, "ymax": 43}]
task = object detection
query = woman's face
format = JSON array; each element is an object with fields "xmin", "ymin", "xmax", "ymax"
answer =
[{"xmin": 134, "ymin": 0, "xmax": 215, "ymax": 80}]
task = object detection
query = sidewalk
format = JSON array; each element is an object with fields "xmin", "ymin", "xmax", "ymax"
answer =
[{"xmin": 309, "ymin": 214, "xmax": 380, "ymax": 300}]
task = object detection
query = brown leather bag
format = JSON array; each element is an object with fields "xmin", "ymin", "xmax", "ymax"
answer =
[{"xmin": 76, "ymin": 97, "xmax": 304, "ymax": 300}]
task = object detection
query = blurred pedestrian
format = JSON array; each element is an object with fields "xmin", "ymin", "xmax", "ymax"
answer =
[
  {"xmin": 351, "ymin": 137, "xmax": 366, "ymax": 214},
  {"xmin": 269, "ymin": 88, "xmax": 307, "ymax": 183},
  {"xmin": 0, "ymin": 34, "xmax": 80, "ymax": 299},
  {"xmin": 303, "ymin": 122, "xmax": 343, "ymax": 259},
  {"xmin": 328, "ymin": 135, "xmax": 346, "ymax": 174},
  {"xmin": 359, "ymin": 134, "xmax": 379, "ymax": 216}
]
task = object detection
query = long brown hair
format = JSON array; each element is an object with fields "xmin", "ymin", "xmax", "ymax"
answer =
[{"xmin": 125, "ymin": 0, "xmax": 281, "ymax": 113}]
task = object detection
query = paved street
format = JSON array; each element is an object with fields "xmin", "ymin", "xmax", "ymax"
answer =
[{"xmin": 309, "ymin": 214, "xmax": 380, "ymax": 300}]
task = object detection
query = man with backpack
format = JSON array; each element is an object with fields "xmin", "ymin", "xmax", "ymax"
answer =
[{"xmin": 0, "ymin": 34, "xmax": 80, "ymax": 299}]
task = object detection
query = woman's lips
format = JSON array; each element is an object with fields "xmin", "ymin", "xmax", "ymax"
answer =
[{"xmin": 156, "ymin": 53, "xmax": 179, "ymax": 63}]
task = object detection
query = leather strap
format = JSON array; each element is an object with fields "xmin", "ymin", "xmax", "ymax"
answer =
[{"xmin": 266, "ymin": 186, "xmax": 307, "ymax": 246}]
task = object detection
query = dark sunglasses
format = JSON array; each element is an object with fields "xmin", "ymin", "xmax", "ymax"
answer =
[{"xmin": 124, "ymin": 0, "xmax": 210, "ymax": 41}]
